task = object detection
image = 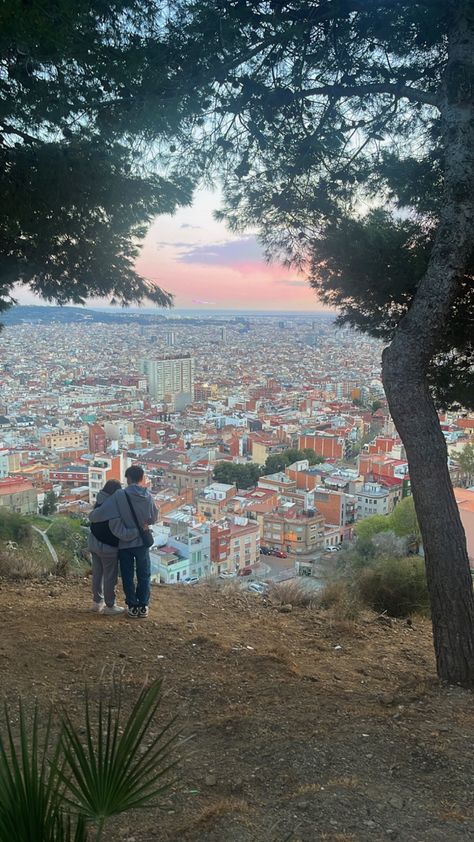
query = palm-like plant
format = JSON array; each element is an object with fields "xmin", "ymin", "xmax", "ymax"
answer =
[
  {"xmin": 61, "ymin": 680, "xmax": 178, "ymax": 840},
  {"xmin": 0, "ymin": 679, "xmax": 178, "ymax": 842}
]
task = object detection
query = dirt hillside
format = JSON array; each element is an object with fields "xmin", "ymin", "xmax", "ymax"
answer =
[{"xmin": 0, "ymin": 578, "xmax": 473, "ymax": 842}]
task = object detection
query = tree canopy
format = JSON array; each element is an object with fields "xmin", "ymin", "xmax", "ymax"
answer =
[
  {"xmin": 264, "ymin": 447, "xmax": 324, "ymax": 473},
  {"xmin": 0, "ymin": 0, "xmax": 196, "ymax": 316},
  {"xmin": 163, "ymin": 0, "xmax": 472, "ymax": 409},
  {"xmin": 355, "ymin": 496, "xmax": 420, "ymax": 542},
  {"xmin": 213, "ymin": 461, "xmax": 261, "ymax": 489}
]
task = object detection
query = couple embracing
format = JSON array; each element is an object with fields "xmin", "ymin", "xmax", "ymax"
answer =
[{"xmin": 87, "ymin": 465, "xmax": 157, "ymax": 619}]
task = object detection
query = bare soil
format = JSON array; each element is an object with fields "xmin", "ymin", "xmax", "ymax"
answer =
[{"xmin": 0, "ymin": 578, "xmax": 473, "ymax": 842}]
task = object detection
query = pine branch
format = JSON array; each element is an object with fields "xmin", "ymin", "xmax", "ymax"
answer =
[
  {"xmin": 0, "ymin": 123, "xmax": 39, "ymax": 143},
  {"xmin": 301, "ymin": 82, "xmax": 439, "ymax": 107}
]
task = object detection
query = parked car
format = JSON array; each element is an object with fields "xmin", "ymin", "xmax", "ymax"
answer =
[
  {"xmin": 326, "ymin": 547, "xmax": 339, "ymax": 553},
  {"xmin": 219, "ymin": 571, "xmax": 237, "ymax": 579},
  {"xmin": 259, "ymin": 546, "xmax": 271, "ymax": 555},
  {"xmin": 237, "ymin": 566, "xmax": 253, "ymax": 577},
  {"xmin": 272, "ymin": 550, "xmax": 288, "ymax": 559},
  {"xmin": 248, "ymin": 582, "xmax": 268, "ymax": 594},
  {"xmin": 182, "ymin": 576, "xmax": 199, "ymax": 585}
]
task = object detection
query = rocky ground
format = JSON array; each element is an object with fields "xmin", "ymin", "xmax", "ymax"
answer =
[{"xmin": 0, "ymin": 577, "xmax": 473, "ymax": 842}]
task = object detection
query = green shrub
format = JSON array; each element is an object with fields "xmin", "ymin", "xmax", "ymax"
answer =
[
  {"xmin": 47, "ymin": 517, "xmax": 84, "ymax": 547},
  {"xmin": 0, "ymin": 510, "xmax": 32, "ymax": 544},
  {"xmin": 356, "ymin": 555, "xmax": 429, "ymax": 617}
]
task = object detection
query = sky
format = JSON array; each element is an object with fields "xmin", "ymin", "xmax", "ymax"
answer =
[
  {"xmin": 135, "ymin": 189, "xmax": 326, "ymax": 312},
  {"xmin": 16, "ymin": 188, "xmax": 328, "ymax": 312}
]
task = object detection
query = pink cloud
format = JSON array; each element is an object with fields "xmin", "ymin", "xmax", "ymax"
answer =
[{"xmin": 135, "ymin": 194, "xmax": 331, "ymax": 311}]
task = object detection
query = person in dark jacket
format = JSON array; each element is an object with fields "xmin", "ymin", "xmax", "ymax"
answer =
[
  {"xmin": 89, "ymin": 465, "xmax": 158, "ymax": 619},
  {"xmin": 87, "ymin": 479, "xmax": 138, "ymax": 615}
]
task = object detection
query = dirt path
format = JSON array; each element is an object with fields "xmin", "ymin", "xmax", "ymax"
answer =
[{"xmin": 0, "ymin": 578, "xmax": 473, "ymax": 842}]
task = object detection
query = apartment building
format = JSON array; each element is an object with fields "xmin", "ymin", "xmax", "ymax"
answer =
[
  {"xmin": 161, "ymin": 465, "xmax": 214, "ymax": 502},
  {"xmin": 88, "ymin": 424, "xmax": 106, "ymax": 454},
  {"xmin": 0, "ymin": 477, "xmax": 38, "ymax": 515},
  {"xmin": 313, "ymin": 487, "xmax": 356, "ymax": 529},
  {"xmin": 165, "ymin": 519, "xmax": 211, "ymax": 579},
  {"xmin": 355, "ymin": 482, "xmax": 393, "ymax": 518},
  {"xmin": 262, "ymin": 507, "xmax": 325, "ymax": 555},
  {"xmin": 228, "ymin": 518, "xmax": 260, "ymax": 570},
  {"xmin": 0, "ymin": 449, "xmax": 20, "ymax": 478},
  {"xmin": 88, "ymin": 453, "xmax": 126, "ymax": 504},
  {"xmin": 41, "ymin": 429, "xmax": 87, "ymax": 450},
  {"xmin": 150, "ymin": 545, "xmax": 189, "ymax": 585},
  {"xmin": 299, "ymin": 431, "xmax": 348, "ymax": 460},
  {"xmin": 197, "ymin": 482, "xmax": 237, "ymax": 519},
  {"xmin": 209, "ymin": 521, "xmax": 232, "ymax": 575},
  {"xmin": 139, "ymin": 355, "xmax": 195, "ymax": 406}
]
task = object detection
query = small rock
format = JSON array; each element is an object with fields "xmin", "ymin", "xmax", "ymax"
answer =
[
  {"xmin": 279, "ymin": 604, "xmax": 293, "ymax": 613},
  {"xmin": 296, "ymin": 801, "xmax": 310, "ymax": 810},
  {"xmin": 56, "ymin": 651, "xmax": 69, "ymax": 660},
  {"xmin": 377, "ymin": 616, "xmax": 393, "ymax": 627},
  {"xmin": 388, "ymin": 795, "xmax": 404, "ymax": 810},
  {"xmin": 205, "ymin": 774, "xmax": 217, "ymax": 787}
]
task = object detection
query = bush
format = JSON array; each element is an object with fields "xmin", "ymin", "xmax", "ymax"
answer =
[
  {"xmin": 356, "ymin": 555, "xmax": 429, "ymax": 618},
  {"xmin": 318, "ymin": 580, "xmax": 361, "ymax": 621},
  {"xmin": 0, "ymin": 510, "xmax": 32, "ymax": 544},
  {"xmin": 47, "ymin": 516, "xmax": 85, "ymax": 547}
]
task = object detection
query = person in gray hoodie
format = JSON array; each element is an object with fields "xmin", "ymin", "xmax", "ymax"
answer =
[
  {"xmin": 89, "ymin": 465, "xmax": 158, "ymax": 619},
  {"xmin": 87, "ymin": 479, "xmax": 139, "ymax": 615}
]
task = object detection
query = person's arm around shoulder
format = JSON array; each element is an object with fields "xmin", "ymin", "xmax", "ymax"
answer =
[
  {"xmin": 147, "ymin": 492, "xmax": 158, "ymax": 525},
  {"xmin": 108, "ymin": 518, "xmax": 139, "ymax": 542}
]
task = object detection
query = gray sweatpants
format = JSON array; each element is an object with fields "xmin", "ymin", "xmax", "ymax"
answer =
[{"xmin": 91, "ymin": 551, "xmax": 119, "ymax": 607}]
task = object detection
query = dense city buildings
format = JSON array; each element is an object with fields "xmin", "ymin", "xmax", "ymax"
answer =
[{"xmin": 1, "ymin": 307, "xmax": 473, "ymax": 575}]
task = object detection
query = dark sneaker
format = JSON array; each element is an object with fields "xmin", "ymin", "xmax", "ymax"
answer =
[
  {"xmin": 127, "ymin": 606, "xmax": 139, "ymax": 619},
  {"xmin": 138, "ymin": 605, "xmax": 149, "ymax": 619}
]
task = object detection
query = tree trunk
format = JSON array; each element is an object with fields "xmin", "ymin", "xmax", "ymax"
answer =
[{"xmin": 382, "ymin": 0, "xmax": 474, "ymax": 686}]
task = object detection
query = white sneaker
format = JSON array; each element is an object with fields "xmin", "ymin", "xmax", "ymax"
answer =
[
  {"xmin": 91, "ymin": 601, "xmax": 105, "ymax": 612},
  {"xmin": 102, "ymin": 605, "xmax": 125, "ymax": 616}
]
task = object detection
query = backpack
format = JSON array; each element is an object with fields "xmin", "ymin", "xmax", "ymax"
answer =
[{"xmin": 90, "ymin": 518, "xmax": 119, "ymax": 548}]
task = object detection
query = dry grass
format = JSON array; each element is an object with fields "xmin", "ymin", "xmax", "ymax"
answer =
[
  {"xmin": 318, "ymin": 580, "xmax": 361, "ymax": 621},
  {"xmin": 0, "ymin": 549, "xmax": 46, "ymax": 579},
  {"xmin": 178, "ymin": 797, "xmax": 252, "ymax": 834},
  {"xmin": 320, "ymin": 835, "xmax": 357, "ymax": 842},
  {"xmin": 270, "ymin": 580, "xmax": 317, "ymax": 608}
]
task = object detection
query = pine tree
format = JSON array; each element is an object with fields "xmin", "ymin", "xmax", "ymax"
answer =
[{"xmin": 167, "ymin": 0, "xmax": 474, "ymax": 685}]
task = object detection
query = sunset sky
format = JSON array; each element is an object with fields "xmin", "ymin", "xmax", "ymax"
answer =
[
  {"xmin": 16, "ymin": 188, "xmax": 327, "ymax": 312},
  {"xmin": 135, "ymin": 189, "xmax": 326, "ymax": 312}
]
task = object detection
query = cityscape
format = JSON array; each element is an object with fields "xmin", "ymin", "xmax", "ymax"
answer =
[{"xmin": 1, "ymin": 307, "xmax": 473, "ymax": 586}]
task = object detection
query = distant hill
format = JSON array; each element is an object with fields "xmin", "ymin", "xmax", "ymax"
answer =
[
  {"xmin": 1, "ymin": 305, "xmax": 237, "ymax": 327},
  {"xmin": 1, "ymin": 305, "xmax": 166, "ymax": 326}
]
